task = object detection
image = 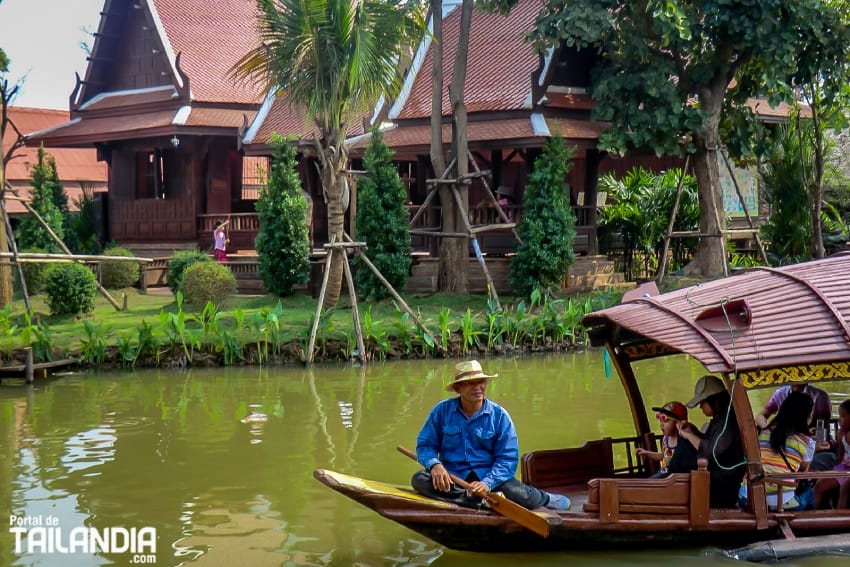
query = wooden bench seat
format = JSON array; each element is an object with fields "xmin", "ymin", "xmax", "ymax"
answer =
[
  {"xmin": 583, "ymin": 463, "xmax": 710, "ymax": 525},
  {"xmin": 520, "ymin": 438, "xmax": 614, "ymax": 494}
]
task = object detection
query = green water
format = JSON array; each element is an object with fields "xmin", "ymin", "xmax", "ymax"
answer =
[{"xmin": 1, "ymin": 352, "xmax": 848, "ymax": 566}]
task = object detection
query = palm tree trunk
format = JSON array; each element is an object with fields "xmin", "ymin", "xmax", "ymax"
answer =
[{"xmin": 316, "ymin": 137, "xmax": 348, "ymax": 309}]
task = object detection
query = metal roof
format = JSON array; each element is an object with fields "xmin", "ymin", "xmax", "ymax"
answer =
[{"xmin": 581, "ymin": 253, "xmax": 850, "ymax": 387}]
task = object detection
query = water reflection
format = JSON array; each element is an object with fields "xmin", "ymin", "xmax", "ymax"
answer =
[{"xmin": 0, "ymin": 354, "xmax": 847, "ymax": 566}]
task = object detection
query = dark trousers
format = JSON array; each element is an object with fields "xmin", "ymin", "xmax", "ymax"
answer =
[{"xmin": 411, "ymin": 469, "xmax": 549, "ymax": 510}]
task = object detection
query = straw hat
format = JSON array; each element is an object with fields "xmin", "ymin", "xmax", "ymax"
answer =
[
  {"xmin": 686, "ymin": 375, "xmax": 727, "ymax": 408},
  {"xmin": 445, "ymin": 360, "xmax": 498, "ymax": 392}
]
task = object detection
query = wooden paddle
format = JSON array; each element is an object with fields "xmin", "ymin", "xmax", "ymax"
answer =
[{"xmin": 396, "ymin": 445, "xmax": 551, "ymax": 537}]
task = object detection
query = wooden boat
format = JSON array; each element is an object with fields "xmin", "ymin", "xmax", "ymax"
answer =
[{"xmin": 314, "ymin": 253, "xmax": 850, "ymax": 553}]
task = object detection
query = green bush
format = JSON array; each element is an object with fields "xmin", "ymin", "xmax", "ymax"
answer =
[
  {"xmin": 354, "ymin": 130, "xmax": 411, "ymax": 299},
  {"xmin": 18, "ymin": 247, "xmax": 52, "ymax": 295},
  {"xmin": 511, "ymin": 138, "xmax": 577, "ymax": 298},
  {"xmin": 100, "ymin": 246, "xmax": 140, "ymax": 289},
  {"xmin": 44, "ymin": 263, "xmax": 98, "ymax": 315},
  {"xmin": 179, "ymin": 261, "xmax": 237, "ymax": 308},
  {"xmin": 16, "ymin": 146, "xmax": 65, "ymax": 250},
  {"xmin": 167, "ymin": 250, "xmax": 213, "ymax": 295},
  {"xmin": 255, "ymin": 133, "xmax": 310, "ymax": 295}
]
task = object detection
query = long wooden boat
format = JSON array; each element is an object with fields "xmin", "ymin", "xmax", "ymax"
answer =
[{"xmin": 315, "ymin": 253, "xmax": 850, "ymax": 553}]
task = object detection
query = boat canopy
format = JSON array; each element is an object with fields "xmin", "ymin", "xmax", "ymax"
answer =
[{"xmin": 581, "ymin": 252, "xmax": 850, "ymax": 389}]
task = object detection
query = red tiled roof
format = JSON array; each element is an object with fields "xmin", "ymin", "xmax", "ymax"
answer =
[
  {"xmin": 28, "ymin": 109, "xmax": 178, "ymax": 146},
  {"xmin": 152, "ymin": 0, "xmax": 265, "ymax": 104},
  {"xmin": 246, "ymin": 94, "xmax": 367, "ymax": 149},
  {"xmin": 5, "ymin": 182, "xmax": 107, "ymax": 216},
  {"xmin": 185, "ymin": 107, "xmax": 257, "ymax": 128},
  {"xmin": 250, "ymin": 96, "xmax": 317, "ymax": 143},
  {"xmin": 396, "ymin": 0, "xmax": 540, "ymax": 120},
  {"xmin": 545, "ymin": 117, "xmax": 606, "ymax": 139},
  {"xmin": 4, "ymin": 107, "xmax": 107, "ymax": 183},
  {"xmin": 349, "ymin": 116, "xmax": 601, "ymax": 153}
]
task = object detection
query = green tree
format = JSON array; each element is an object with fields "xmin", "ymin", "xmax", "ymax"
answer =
[
  {"xmin": 255, "ymin": 134, "xmax": 310, "ymax": 296},
  {"xmin": 792, "ymin": 0, "xmax": 850, "ymax": 259},
  {"xmin": 598, "ymin": 167, "xmax": 700, "ymax": 280},
  {"xmin": 531, "ymin": 0, "xmax": 850, "ymax": 276},
  {"xmin": 233, "ymin": 0, "xmax": 424, "ymax": 308},
  {"xmin": 510, "ymin": 138, "xmax": 576, "ymax": 298},
  {"xmin": 354, "ymin": 130, "xmax": 411, "ymax": 299},
  {"xmin": 16, "ymin": 146, "xmax": 65, "ymax": 250},
  {"xmin": 760, "ymin": 125, "xmax": 813, "ymax": 264}
]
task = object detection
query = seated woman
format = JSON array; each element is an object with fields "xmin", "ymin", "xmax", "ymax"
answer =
[
  {"xmin": 678, "ymin": 375, "xmax": 745, "ymax": 508},
  {"xmin": 741, "ymin": 391, "xmax": 815, "ymax": 510}
]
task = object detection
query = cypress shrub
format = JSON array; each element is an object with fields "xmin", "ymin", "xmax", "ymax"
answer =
[
  {"xmin": 510, "ymin": 138, "xmax": 577, "ymax": 298},
  {"xmin": 16, "ymin": 146, "xmax": 65, "ymax": 250},
  {"xmin": 180, "ymin": 261, "xmax": 237, "ymax": 308},
  {"xmin": 44, "ymin": 263, "xmax": 98, "ymax": 315},
  {"xmin": 100, "ymin": 246, "xmax": 140, "ymax": 289},
  {"xmin": 254, "ymin": 133, "xmax": 310, "ymax": 296},
  {"xmin": 167, "ymin": 250, "xmax": 213, "ymax": 295},
  {"xmin": 354, "ymin": 130, "xmax": 411, "ymax": 298}
]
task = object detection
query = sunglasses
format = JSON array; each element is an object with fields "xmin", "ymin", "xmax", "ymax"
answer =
[{"xmin": 655, "ymin": 412, "xmax": 679, "ymax": 422}]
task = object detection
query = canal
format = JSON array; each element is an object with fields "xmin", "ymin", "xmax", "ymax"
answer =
[{"xmin": 1, "ymin": 352, "xmax": 848, "ymax": 566}]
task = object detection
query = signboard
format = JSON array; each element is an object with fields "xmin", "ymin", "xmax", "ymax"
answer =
[{"xmin": 720, "ymin": 162, "xmax": 759, "ymax": 218}]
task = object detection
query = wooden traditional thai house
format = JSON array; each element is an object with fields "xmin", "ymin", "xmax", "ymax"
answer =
[{"xmin": 25, "ymin": 0, "xmax": 268, "ymax": 257}]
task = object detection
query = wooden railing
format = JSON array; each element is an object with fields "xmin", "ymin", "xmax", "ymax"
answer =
[{"xmin": 193, "ymin": 205, "xmax": 595, "ymax": 255}]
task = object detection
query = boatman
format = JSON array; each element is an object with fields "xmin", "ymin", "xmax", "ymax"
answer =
[{"xmin": 411, "ymin": 360, "xmax": 571, "ymax": 510}]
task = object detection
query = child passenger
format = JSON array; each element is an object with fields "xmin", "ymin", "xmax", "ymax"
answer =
[
  {"xmin": 636, "ymin": 401, "xmax": 698, "ymax": 478},
  {"xmin": 814, "ymin": 399, "xmax": 850, "ymax": 509}
]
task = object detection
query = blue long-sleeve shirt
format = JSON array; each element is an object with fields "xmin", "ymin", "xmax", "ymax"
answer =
[{"xmin": 415, "ymin": 397, "xmax": 519, "ymax": 490}]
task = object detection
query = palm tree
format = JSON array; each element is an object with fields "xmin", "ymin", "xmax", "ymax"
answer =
[{"xmin": 233, "ymin": 0, "xmax": 424, "ymax": 308}]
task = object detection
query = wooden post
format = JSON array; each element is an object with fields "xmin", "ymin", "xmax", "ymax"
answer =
[
  {"xmin": 655, "ymin": 155, "xmax": 690, "ymax": 285},
  {"xmin": 340, "ymin": 251, "xmax": 367, "ymax": 364},
  {"xmin": 0, "ymin": 194, "xmax": 30, "ymax": 311},
  {"xmin": 24, "ymin": 347, "xmax": 34, "ymax": 384},
  {"xmin": 409, "ymin": 156, "xmax": 457, "ymax": 228},
  {"xmin": 448, "ymin": 185, "xmax": 501, "ymax": 310},
  {"xmin": 306, "ymin": 246, "xmax": 334, "ymax": 365},
  {"xmin": 344, "ymin": 233, "xmax": 444, "ymax": 354}
]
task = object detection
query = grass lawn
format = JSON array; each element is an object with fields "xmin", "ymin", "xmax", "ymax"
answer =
[{"xmin": 8, "ymin": 287, "xmax": 498, "ymax": 353}]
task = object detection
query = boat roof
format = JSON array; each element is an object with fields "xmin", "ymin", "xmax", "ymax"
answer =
[{"xmin": 581, "ymin": 253, "xmax": 850, "ymax": 389}]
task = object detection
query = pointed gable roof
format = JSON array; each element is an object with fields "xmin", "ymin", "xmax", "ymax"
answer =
[
  {"xmin": 151, "ymin": 0, "xmax": 264, "ymax": 104},
  {"xmin": 391, "ymin": 0, "xmax": 541, "ymax": 120}
]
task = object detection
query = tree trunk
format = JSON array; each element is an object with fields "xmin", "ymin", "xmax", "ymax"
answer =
[
  {"xmin": 316, "ymin": 136, "xmax": 348, "ymax": 309},
  {"xmin": 0, "ymin": 161, "xmax": 10, "ymax": 307},
  {"xmin": 437, "ymin": 0, "xmax": 473, "ymax": 293},
  {"xmin": 685, "ymin": 86, "xmax": 727, "ymax": 278},
  {"xmin": 809, "ymin": 101, "xmax": 825, "ymax": 259},
  {"xmin": 0, "ymin": 92, "xmax": 15, "ymax": 306}
]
